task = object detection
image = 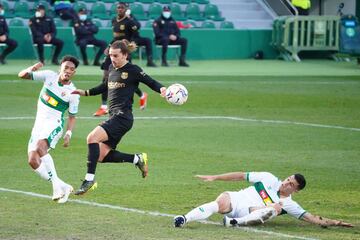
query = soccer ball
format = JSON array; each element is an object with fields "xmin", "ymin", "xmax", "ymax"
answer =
[{"xmin": 165, "ymin": 83, "xmax": 188, "ymax": 105}]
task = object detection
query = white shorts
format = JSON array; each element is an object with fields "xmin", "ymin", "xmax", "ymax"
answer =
[
  {"xmin": 28, "ymin": 118, "xmax": 63, "ymax": 153},
  {"xmin": 225, "ymin": 190, "xmax": 255, "ymax": 218}
]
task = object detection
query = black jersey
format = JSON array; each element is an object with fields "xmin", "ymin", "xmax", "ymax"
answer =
[
  {"xmin": 111, "ymin": 16, "xmax": 138, "ymax": 42},
  {"xmin": 89, "ymin": 62, "xmax": 164, "ymax": 119}
]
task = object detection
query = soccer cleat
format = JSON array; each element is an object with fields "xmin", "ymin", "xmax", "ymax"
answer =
[
  {"xmin": 135, "ymin": 153, "xmax": 148, "ymax": 178},
  {"xmin": 139, "ymin": 92, "xmax": 148, "ymax": 110},
  {"xmin": 52, "ymin": 187, "xmax": 64, "ymax": 201},
  {"xmin": 174, "ymin": 215, "xmax": 186, "ymax": 228},
  {"xmin": 223, "ymin": 216, "xmax": 237, "ymax": 227},
  {"xmin": 57, "ymin": 184, "xmax": 73, "ymax": 204},
  {"xmin": 93, "ymin": 107, "xmax": 108, "ymax": 116},
  {"xmin": 74, "ymin": 180, "xmax": 97, "ymax": 195}
]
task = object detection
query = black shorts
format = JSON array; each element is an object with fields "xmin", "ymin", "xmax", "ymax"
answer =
[{"xmin": 100, "ymin": 113, "xmax": 133, "ymax": 149}]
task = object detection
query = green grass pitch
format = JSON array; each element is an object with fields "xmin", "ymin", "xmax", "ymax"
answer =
[{"xmin": 0, "ymin": 60, "xmax": 359, "ymax": 239}]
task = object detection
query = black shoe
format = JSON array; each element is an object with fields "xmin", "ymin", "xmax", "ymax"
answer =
[
  {"xmin": 52, "ymin": 59, "xmax": 59, "ymax": 65},
  {"xmin": 146, "ymin": 60, "xmax": 157, "ymax": 67},
  {"xmin": 0, "ymin": 58, "xmax": 6, "ymax": 65},
  {"xmin": 83, "ymin": 60, "xmax": 89, "ymax": 66},
  {"xmin": 161, "ymin": 61, "xmax": 169, "ymax": 67},
  {"xmin": 93, "ymin": 61, "xmax": 100, "ymax": 66},
  {"xmin": 174, "ymin": 215, "xmax": 186, "ymax": 227},
  {"xmin": 179, "ymin": 61, "xmax": 189, "ymax": 67},
  {"xmin": 74, "ymin": 180, "xmax": 97, "ymax": 195}
]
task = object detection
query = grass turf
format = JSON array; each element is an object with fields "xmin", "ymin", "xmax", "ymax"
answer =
[{"xmin": 0, "ymin": 60, "xmax": 359, "ymax": 239}]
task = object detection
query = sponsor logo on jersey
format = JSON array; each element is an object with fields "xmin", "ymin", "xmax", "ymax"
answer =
[
  {"xmin": 42, "ymin": 93, "xmax": 58, "ymax": 107},
  {"xmin": 121, "ymin": 72, "xmax": 128, "ymax": 79},
  {"xmin": 108, "ymin": 81, "xmax": 125, "ymax": 89},
  {"xmin": 259, "ymin": 190, "xmax": 273, "ymax": 205}
]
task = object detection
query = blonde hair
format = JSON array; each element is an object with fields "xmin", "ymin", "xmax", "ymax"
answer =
[{"xmin": 110, "ymin": 40, "xmax": 137, "ymax": 55}]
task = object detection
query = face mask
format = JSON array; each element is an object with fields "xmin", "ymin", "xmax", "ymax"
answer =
[
  {"xmin": 0, "ymin": 10, "xmax": 4, "ymax": 16},
  {"xmin": 79, "ymin": 14, "xmax": 87, "ymax": 21},
  {"xmin": 162, "ymin": 12, "xmax": 171, "ymax": 19},
  {"xmin": 35, "ymin": 11, "xmax": 42, "ymax": 18},
  {"xmin": 125, "ymin": 9, "xmax": 131, "ymax": 16}
]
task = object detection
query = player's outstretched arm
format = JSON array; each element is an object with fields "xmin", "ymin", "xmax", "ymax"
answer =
[
  {"xmin": 302, "ymin": 212, "xmax": 353, "ymax": 228},
  {"xmin": 18, "ymin": 62, "xmax": 43, "ymax": 79},
  {"xmin": 196, "ymin": 172, "xmax": 246, "ymax": 182}
]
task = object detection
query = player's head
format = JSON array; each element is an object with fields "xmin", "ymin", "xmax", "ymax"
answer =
[
  {"xmin": 59, "ymin": 55, "xmax": 79, "ymax": 82},
  {"xmin": 280, "ymin": 173, "xmax": 306, "ymax": 195},
  {"xmin": 116, "ymin": 2, "xmax": 127, "ymax": 17},
  {"xmin": 109, "ymin": 40, "xmax": 137, "ymax": 68},
  {"xmin": 35, "ymin": 4, "xmax": 46, "ymax": 18}
]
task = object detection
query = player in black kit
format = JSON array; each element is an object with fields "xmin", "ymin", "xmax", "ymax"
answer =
[{"xmin": 73, "ymin": 40, "xmax": 167, "ymax": 195}]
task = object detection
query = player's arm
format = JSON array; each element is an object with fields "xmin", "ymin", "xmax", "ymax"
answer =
[
  {"xmin": 18, "ymin": 62, "xmax": 44, "ymax": 79},
  {"xmin": 137, "ymin": 69, "xmax": 166, "ymax": 97},
  {"xmin": 72, "ymin": 81, "xmax": 107, "ymax": 96},
  {"xmin": 63, "ymin": 115, "xmax": 76, "ymax": 147},
  {"xmin": 196, "ymin": 172, "xmax": 247, "ymax": 182},
  {"xmin": 301, "ymin": 212, "xmax": 353, "ymax": 228}
]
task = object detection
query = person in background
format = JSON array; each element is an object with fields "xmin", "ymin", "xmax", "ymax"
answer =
[
  {"xmin": 73, "ymin": 8, "xmax": 106, "ymax": 66},
  {"xmin": 0, "ymin": 4, "xmax": 18, "ymax": 64},
  {"xmin": 29, "ymin": 4, "xmax": 64, "ymax": 65},
  {"xmin": 153, "ymin": 6, "xmax": 189, "ymax": 67}
]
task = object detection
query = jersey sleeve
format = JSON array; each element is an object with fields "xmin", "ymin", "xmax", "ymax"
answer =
[
  {"xmin": 31, "ymin": 70, "xmax": 56, "ymax": 83},
  {"xmin": 280, "ymin": 197, "xmax": 306, "ymax": 219},
  {"xmin": 135, "ymin": 66, "xmax": 164, "ymax": 93},
  {"xmin": 247, "ymin": 172, "xmax": 278, "ymax": 184},
  {"xmin": 68, "ymin": 92, "xmax": 80, "ymax": 115}
]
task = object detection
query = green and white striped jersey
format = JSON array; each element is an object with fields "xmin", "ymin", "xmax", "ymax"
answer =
[{"xmin": 31, "ymin": 70, "xmax": 79, "ymax": 121}]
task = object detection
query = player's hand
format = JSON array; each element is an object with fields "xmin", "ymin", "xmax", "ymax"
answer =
[
  {"xmin": 72, "ymin": 89, "xmax": 86, "ymax": 96},
  {"xmin": 160, "ymin": 87, "xmax": 166, "ymax": 97},
  {"xmin": 196, "ymin": 175, "xmax": 217, "ymax": 182},
  {"xmin": 169, "ymin": 34, "xmax": 177, "ymax": 41},
  {"xmin": 268, "ymin": 203, "xmax": 282, "ymax": 215},
  {"xmin": 63, "ymin": 134, "xmax": 71, "ymax": 147},
  {"xmin": 336, "ymin": 221, "xmax": 354, "ymax": 228},
  {"xmin": 0, "ymin": 35, "xmax": 7, "ymax": 41},
  {"xmin": 29, "ymin": 62, "xmax": 44, "ymax": 72}
]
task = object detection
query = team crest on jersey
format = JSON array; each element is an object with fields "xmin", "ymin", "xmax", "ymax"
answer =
[
  {"xmin": 121, "ymin": 72, "xmax": 128, "ymax": 79},
  {"xmin": 61, "ymin": 92, "xmax": 66, "ymax": 97},
  {"xmin": 120, "ymin": 25, "xmax": 125, "ymax": 30}
]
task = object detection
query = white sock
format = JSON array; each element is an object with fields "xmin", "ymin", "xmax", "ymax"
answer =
[
  {"xmin": 101, "ymin": 105, "xmax": 107, "ymax": 109},
  {"xmin": 185, "ymin": 201, "xmax": 219, "ymax": 223},
  {"xmin": 85, "ymin": 173, "xmax": 95, "ymax": 181},
  {"xmin": 235, "ymin": 207, "xmax": 277, "ymax": 226},
  {"xmin": 133, "ymin": 154, "xmax": 139, "ymax": 165},
  {"xmin": 34, "ymin": 162, "xmax": 51, "ymax": 181},
  {"xmin": 40, "ymin": 154, "xmax": 61, "ymax": 186}
]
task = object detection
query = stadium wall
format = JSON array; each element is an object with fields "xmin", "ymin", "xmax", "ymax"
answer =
[{"xmin": 9, "ymin": 27, "xmax": 277, "ymax": 60}]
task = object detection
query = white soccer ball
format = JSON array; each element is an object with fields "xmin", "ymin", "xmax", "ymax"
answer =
[{"xmin": 165, "ymin": 83, "xmax": 188, "ymax": 105}]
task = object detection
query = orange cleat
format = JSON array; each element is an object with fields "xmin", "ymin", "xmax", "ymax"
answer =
[
  {"xmin": 93, "ymin": 107, "xmax": 108, "ymax": 116},
  {"xmin": 139, "ymin": 92, "xmax": 148, "ymax": 110}
]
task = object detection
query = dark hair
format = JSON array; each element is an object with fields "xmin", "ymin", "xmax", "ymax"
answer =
[
  {"xmin": 294, "ymin": 173, "xmax": 306, "ymax": 190},
  {"xmin": 61, "ymin": 55, "xmax": 79, "ymax": 68},
  {"xmin": 110, "ymin": 39, "xmax": 137, "ymax": 55}
]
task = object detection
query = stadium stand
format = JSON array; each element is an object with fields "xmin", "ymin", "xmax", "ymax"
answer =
[
  {"xmin": 90, "ymin": 2, "xmax": 108, "ymax": 20},
  {"xmin": 201, "ymin": 20, "xmax": 215, "ymax": 28},
  {"xmin": 185, "ymin": 3, "xmax": 204, "ymax": 21},
  {"xmin": 148, "ymin": 3, "xmax": 162, "ymax": 19}
]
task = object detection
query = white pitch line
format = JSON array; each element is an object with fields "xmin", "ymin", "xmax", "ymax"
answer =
[
  {"xmin": 0, "ymin": 115, "xmax": 359, "ymax": 132},
  {"xmin": 0, "ymin": 187, "xmax": 317, "ymax": 240}
]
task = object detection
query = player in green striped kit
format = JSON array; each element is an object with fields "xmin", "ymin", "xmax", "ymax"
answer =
[
  {"xmin": 174, "ymin": 171, "xmax": 353, "ymax": 228},
  {"xmin": 18, "ymin": 56, "xmax": 80, "ymax": 204}
]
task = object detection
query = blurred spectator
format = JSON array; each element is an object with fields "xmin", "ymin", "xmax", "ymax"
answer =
[
  {"xmin": 29, "ymin": 4, "xmax": 64, "ymax": 65},
  {"xmin": 153, "ymin": 6, "xmax": 189, "ymax": 67},
  {"xmin": 73, "ymin": 8, "xmax": 106, "ymax": 66},
  {"xmin": 50, "ymin": 0, "xmax": 79, "ymax": 22},
  {"xmin": 126, "ymin": 4, "xmax": 156, "ymax": 67},
  {"xmin": 0, "ymin": 4, "xmax": 18, "ymax": 64}
]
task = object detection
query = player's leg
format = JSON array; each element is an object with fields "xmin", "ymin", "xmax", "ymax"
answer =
[
  {"xmin": 224, "ymin": 206, "xmax": 278, "ymax": 227},
  {"xmin": 94, "ymin": 66, "xmax": 110, "ymax": 116},
  {"xmin": 174, "ymin": 192, "xmax": 232, "ymax": 227},
  {"xmin": 75, "ymin": 126, "xmax": 109, "ymax": 195}
]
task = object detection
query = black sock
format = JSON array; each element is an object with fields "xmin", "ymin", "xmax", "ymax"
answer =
[
  {"xmin": 87, "ymin": 143, "xmax": 100, "ymax": 174},
  {"xmin": 102, "ymin": 150, "xmax": 134, "ymax": 163}
]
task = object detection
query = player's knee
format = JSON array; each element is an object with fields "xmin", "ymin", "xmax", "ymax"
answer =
[
  {"xmin": 35, "ymin": 140, "xmax": 48, "ymax": 155},
  {"xmin": 86, "ymin": 132, "xmax": 98, "ymax": 144},
  {"xmin": 28, "ymin": 155, "xmax": 39, "ymax": 169},
  {"xmin": 216, "ymin": 192, "xmax": 231, "ymax": 213}
]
